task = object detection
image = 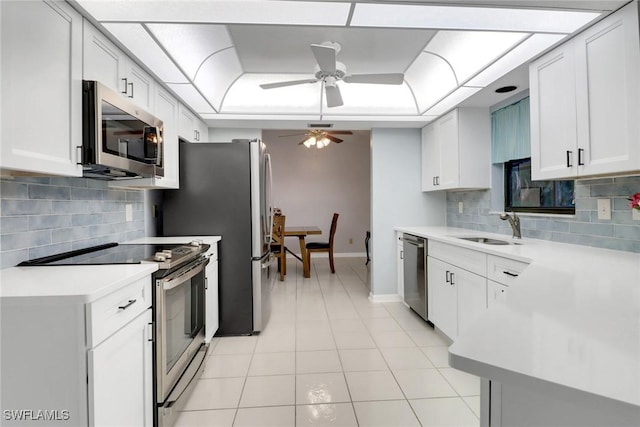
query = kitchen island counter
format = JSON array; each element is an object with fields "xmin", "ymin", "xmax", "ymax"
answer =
[{"xmin": 394, "ymin": 226, "xmax": 640, "ymax": 421}]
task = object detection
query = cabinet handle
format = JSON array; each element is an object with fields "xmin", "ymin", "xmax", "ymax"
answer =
[
  {"xmin": 578, "ymin": 148, "xmax": 584, "ymax": 166},
  {"xmin": 566, "ymin": 150, "xmax": 573, "ymax": 168},
  {"xmin": 400, "ymin": 250, "xmax": 404, "ymax": 260},
  {"xmin": 118, "ymin": 299, "xmax": 136, "ymax": 311},
  {"xmin": 121, "ymin": 77, "xmax": 129, "ymax": 95},
  {"xmin": 450, "ymin": 272, "xmax": 455, "ymax": 285},
  {"xmin": 445, "ymin": 270, "xmax": 450, "ymax": 283},
  {"xmin": 128, "ymin": 82, "xmax": 134, "ymax": 98},
  {"xmin": 147, "ymin": 322, "xmax": 155, "ymax": 342},
  {"xmin": 503, "ymin": 271, "xmax": 519, "ymax": 277},
  {"xmin": 433, "ymin": 176, "xmax": 436, "ymax": 186},
  {"xmin": 76, "ymin": 146, "xmax": 83, "ymax": 165}
]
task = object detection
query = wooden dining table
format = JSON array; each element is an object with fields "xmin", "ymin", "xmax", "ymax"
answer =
[{"xmin": 283, "ymin": 226, "xmax": 322, "ymax": 278}]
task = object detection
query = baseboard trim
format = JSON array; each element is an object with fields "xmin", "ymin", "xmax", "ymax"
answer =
[{"xmin": 368, "ymin": 293, "xmax": 402, "ymax": 303}]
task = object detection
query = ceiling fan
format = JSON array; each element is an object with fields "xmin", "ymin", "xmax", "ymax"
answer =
[
  {"xmin": 259, "ymin": 42, "xmax": 404, "ymax": 108},
  {"xmin": 279, "ymin": 129, "xmax": 354, "ymax": 148}
]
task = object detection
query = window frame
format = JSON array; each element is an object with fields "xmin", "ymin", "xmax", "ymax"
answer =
[{"xmin": 504, "ymin": 157, "xmax": 575, "ymax": 215}]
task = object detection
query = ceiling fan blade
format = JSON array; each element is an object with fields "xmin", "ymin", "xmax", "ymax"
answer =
[
  {"xmin": 325, "ymin": 84, "xmax": 343, "ymax": 108},
  {"xmin": 260, "ymin": 78, "xmax": 317, "ymax": 89},
  {"xmin": 297, "ymin": 138, "xmax": 310, "ymax": 145},
  {"xmin": 324, "ymin": 134, "xmax": 343, "ymax": 143},
  {"xmin": 326, "ymin": 131, "xmax": 353, "ymax": 135},
  {"xmin": 343, "ymin": 73, "xmax": 404, "ymax": 85},
  {"xmin": 310, "ymin": 44, "xmax": 336, "ymax": 74}
]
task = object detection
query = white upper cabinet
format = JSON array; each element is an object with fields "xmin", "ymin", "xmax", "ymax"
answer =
[
  {"xmin": 1, "ymin": 0, "xmax": 83, "ymax": 176},
  {"xmin": 178, "ymin": 103, "xmax": 209, "ymax": 142},
  {"xmin": 421, "ymin": 108, "xmax": 491, "ymax": 192},
  {"xmin": 83, "ymin": 20, "xmax": 155, "ymax": 111},
  {"xmin": 530, "ymin": 1, "xmax": 640, "ymax": 180}
]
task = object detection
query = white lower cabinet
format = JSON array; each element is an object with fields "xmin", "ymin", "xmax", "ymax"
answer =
[
  {"xmin": 428, "ymin": 241, "xmax": 528, "ymax": 342},
  {"xmin": 0, "ymin": 276, "xmax": 153, "ymax": 426},
  {"xmin": 428, "ymin": 256, "xmax": 486, "ymax": 340},
  {"xmin": 204, "ymin": 242, "xmax": 220, "ymax": 342},
  {"xmin": 88, "ymin": 309, "xmax": 153, "ymax": 427}
]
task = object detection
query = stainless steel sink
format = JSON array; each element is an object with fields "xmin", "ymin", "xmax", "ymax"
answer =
[{"xmin": 456, "ymin": 236, "xmax": 520, "ymax": 245}]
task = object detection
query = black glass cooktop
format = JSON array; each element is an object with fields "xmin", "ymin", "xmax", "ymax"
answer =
[{"xmin": 18, "ymin": 243, "xmax": 190, "ymax": 266}]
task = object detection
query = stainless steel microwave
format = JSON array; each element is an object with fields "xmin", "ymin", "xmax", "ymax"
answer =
[{"xmin": 82, "ymin": 80, "xmax": 164, "ymax": 179}]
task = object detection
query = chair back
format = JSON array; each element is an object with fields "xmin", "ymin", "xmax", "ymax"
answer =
[
  {"xmin": 328, "ymin": 213, "xmax": 339, "ymax": 247},
  {"xmin": 272, "ymin": 214, "xmax": 285, "ymax": 245}
]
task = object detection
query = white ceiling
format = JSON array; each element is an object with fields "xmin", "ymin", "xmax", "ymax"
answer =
[{"xmin": 72, "ymin": 0, "xmax": 628, "ymax": 129}]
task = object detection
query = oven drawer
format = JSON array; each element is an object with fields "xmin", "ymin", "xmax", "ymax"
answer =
[
  {"xmin": 86, "ymin": 276, "xmax": 152, "ymax": 347},
  {"xmin": 487, "ymin": 255, "xmax": 529, "ymax": 286}
]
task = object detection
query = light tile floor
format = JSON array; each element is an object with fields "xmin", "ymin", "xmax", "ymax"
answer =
[{"xmin": 176, "ymin": 258, "xmax": 480, "ymax": 427}]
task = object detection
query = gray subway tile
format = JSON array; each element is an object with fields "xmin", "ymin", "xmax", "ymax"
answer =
[
  {"xmin": 577, "ymin": 177, "xmax": 614, "ymax": 186},
  {"xmin": 50, "ymin": 177, "xmax": 87, "ymax": 188},
  {"xmin": 71, "ymin": 187, "xmax": 104, "ymax": 200},
  {"xmin": 29, "ymin": 215, "xmax": 72, "ymax": 231},
  {"xmin": 102, "ymin": 211, "xmax": 125, "ymax": 224},
  {"xmin": 1, "ymin": 230, "xmax": 51, "ymax": 251},
  {"xmin": 52, "ymin": 200, "xmax": 89, "ymax": 215},
  {"xmin": 569, "ymin": 222, "xmax": 614, "ymax": 237},
  {"xmin": 613, "ymin": 176, "xmax": 640, "ymax": 185},
  {"xmin": 10, "ymin": 177, "xmax": 51, "ymax": 184},
  {"xmin": 1, "ymin": 199, "xmax": 51, "ymax": 216},
  {"xmin": 1, "ymin": 181, "xmax": 28, "ymax": 199},
  {"xmin": 28, "ymin": 243, "xmax": 73, "ymax": 260},
  {"xmin": 590, "ymin": 183, "xmax": 637, "ymax": 197},
  {"xmin": 0, "ymin": 216, "xmax": 29, "ymax": 234},
  {"xmin": 28, "ymin": 184, "xmax": 71, "ymax": 200},
  {"xmin": 105, "ymin": 190, "xmax": 126, "ymax": 202},
  {"xmin": 52, "ymin": 227, "xmax": 92, "ymax": 244},
  {"xmin": 72, "ymin": 213, "xmax": 103, "ymax": 227},
  {"xmin": 613, "ymin": 224, "xmax": 640, "ymax": 240},
  {"xmin": 86, "ymin": 179, "xmax": 108, "ymax": 189},
  {"xmin": 0, "ymin": 249, "xmax": 29, "ymax": 269}
]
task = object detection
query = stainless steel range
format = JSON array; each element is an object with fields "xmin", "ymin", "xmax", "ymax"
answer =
[{"xmin": 19, "ymin": 241, "xmax": 211, "ymax": 427}]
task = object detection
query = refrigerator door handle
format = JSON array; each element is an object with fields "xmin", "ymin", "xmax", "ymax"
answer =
[{"xmin": 265, "ymin": 152, "xmax": 274, "ymax": 244}]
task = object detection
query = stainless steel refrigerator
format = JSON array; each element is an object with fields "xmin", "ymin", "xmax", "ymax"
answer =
[{"xmin": 161, "ymin": 139, "xmax": 274, "ymax": 336}]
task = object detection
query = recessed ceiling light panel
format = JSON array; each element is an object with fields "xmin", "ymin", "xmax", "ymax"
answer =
[{"xmin": 350, "ymin": 3, "xmax": 601, "ymax": 33}]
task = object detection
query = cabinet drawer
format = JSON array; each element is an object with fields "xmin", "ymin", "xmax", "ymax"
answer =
[
  {"xmin": 86, "ymin": 277, "xmax": 152, "ymax": 347},
  {"xmin": 429, "ymin": 241, "xmax": 487, "ymax": 276},
  {"xmin": 487, "ymin": 255, "xmax": 529, "ymax": 286}
]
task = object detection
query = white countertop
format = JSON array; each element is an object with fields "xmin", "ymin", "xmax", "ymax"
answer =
[
  {"xmin": 0, "ymin": 264, "xmax": 158, "ymax": 303},
  {"xmin": 395, "ymin": 226, "xmax": 640, "ymax": 409},
  {"xmin": 0, "ymin": 236, "xmax": 221, "ymax": 303}
]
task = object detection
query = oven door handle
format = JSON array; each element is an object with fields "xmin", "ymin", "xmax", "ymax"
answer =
[{"xmin": 162, "ymin": 258, "xmax": 210, "ymax": 291}]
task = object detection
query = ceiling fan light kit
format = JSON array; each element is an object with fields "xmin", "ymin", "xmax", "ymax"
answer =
[
  {"xmin": 279, "ymin": 129, "xmax": 353, "ymax": 149},
  {"xmin": 260, "ymin": 41, "xmax": 405, "ymax": 108}
]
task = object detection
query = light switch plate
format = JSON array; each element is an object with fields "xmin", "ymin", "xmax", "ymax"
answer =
[
  {"xmin": 125, "ymin": 204, "xmax": 133, "ymax": 222},
  {"xmin": 458, "ymin": 202, "xmax": 464, "ymax": 214},
  {"xmin": 597, "ymin": 199, "xmax": 611, "ymax": 220}
]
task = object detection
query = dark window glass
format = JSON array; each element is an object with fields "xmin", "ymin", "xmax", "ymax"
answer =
[{"xmin": 505, "ymin": 158, "xmax": 575, "ymax": 214}]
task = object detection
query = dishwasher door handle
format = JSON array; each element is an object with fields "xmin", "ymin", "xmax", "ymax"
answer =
[{"xmin": 400, "ymin": 237, "xmax": 424, "ymax": 248}]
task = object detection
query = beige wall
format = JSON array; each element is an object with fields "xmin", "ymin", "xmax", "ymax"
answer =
[{"xmin": 263, "ymin": 129, "xmax": 371, "ymax": 255}]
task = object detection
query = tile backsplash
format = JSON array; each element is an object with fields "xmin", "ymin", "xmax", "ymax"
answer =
[
  {"xmin": 447, "ymin": 176, "xmax": 640, "ymax": 253},
  {"xmin": 0, "ymin": 177, "xmax": 146, "ymax": 269}
]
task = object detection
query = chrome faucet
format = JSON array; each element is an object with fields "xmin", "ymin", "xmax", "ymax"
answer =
[{"xmin": 500, "ymin": 212, "xmax": 522, "ymax": 239}]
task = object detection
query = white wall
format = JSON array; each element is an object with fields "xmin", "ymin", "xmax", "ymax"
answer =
[
  {"xmin": 207, "ymin": 128, "xmax": 262, "ymax": 142},
  {"xmin": 370, "ymin": 128, "xmax": 446, "ymax": 298},
  {"xmin": 263, "ymin": 129, "xmax": 371, "ymax": 255}
]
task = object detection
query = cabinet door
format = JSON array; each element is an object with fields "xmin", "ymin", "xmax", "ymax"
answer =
[
  {"xmin": 205, "ymin": 253, "xmax": 219, "ymax": 342},
  {"xmin": 88, "ymin": 309, "xmax": 153, "ymax": 427},
  {"xmin": 574, "ymin": 1, "xmax": 640, "ymax": 177},
  {"xmin": 1, "ymin": 0, "xmax": 82, "ymax": 176},
  {"xmin": 530, "ymin": 43, "xmax": 578, "ymax": 180},
  {"xmin": 456, "ymin": 268, "xmax": 487, "ymax": 337},
  {"xmin": 428, "ymin": 257, "xmax": 457, "ymax": 340},
  {"xmin": 127, "ymin": 63, "xmax": 155, "ymax": 111},
  {"xmin": 421, "ymin": 124, "xmax": 440, "ymax": 191},
  {"xmin": 437, "ymin": 110, "xmax": 460, "ymax": 189},
  {"xmin": 396, "ymin": 233, "xmax": 405, "ymax": 300},
  {"xmin": 83, "ymin": 20, "xmax": 128, "ymax": 95},
  {"xmin": 487, "ymin": 280, "xmax": 508, "ymax": 308},
  {"xmin": 196, "ymin": 118, "xmax": 209, "ymax": 142},
  {"xmin": 178, "ymin": 104, "xmax": 197, "ymax": 142}
]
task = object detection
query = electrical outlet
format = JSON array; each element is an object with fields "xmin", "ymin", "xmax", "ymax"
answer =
[
  {"xmin": 125, "ymin": 204, "xmax": 133, "ymax": 222},
  {"xmin": 597, "ymin": 199, "xmax": 611, "ymax": 220},
  {"xmin": 458, "ymin": 202, "xmax": 464, "ymax": 214},
  {"xmin": 633, "ymin": 209, "xmax": 640, "ymax": 221}
]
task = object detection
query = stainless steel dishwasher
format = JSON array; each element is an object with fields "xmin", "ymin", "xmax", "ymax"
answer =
[{"xmin": 401, "ymin": 234, "xmax": 428, "ymax": 321}]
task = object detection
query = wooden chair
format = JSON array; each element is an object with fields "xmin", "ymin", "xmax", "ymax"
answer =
[
  {"xmin": 271, "ymin": 214, "xmax": 286, "ymax": 281},
  {"xmin": 305, "ymin": 213, "xmax": 339, "ymax": 274}
]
